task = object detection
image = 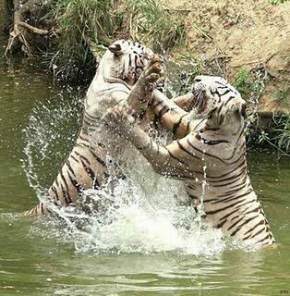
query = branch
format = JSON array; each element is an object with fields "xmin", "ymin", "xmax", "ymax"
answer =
[{"xmin": 18, "ymin": 21, "xmax": 49, "ymax": 35}]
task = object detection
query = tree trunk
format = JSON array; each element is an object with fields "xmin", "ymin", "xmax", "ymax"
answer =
[{"xmin": 5, "ymin": 0, "xmax": 50, "ymax": 56}]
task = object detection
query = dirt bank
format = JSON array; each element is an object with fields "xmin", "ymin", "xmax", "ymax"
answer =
[{"xmin": 164, "ymin": 0, "xmax": 290, "ymax": 113}]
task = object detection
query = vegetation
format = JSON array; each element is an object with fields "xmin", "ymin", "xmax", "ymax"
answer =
[
  {"xmin": 270, "ymin": 0, "xmax": 289, "ymax": 4},
  {"xmin": 5, "ymin": 0, "xmax": 186, "ymax": 84},
  {"xmin": 232, "ymin": 68, "xmax": 290, "ymax": 155},
  {"xmin": 124, "ymin": 0, "xmax": 185, "ymax": 51},
  {"xmin": 4, "ymin": 0, "xmax": 290, "ymax": 154}
]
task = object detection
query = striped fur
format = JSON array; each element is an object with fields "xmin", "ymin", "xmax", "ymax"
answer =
[
  {"xmin": 107, "ymin": 75, "xmax": 275, "ymax": 248},
  {"xmin": 25, "ymin": 39, "xmax": 155, "ymax": 216}
]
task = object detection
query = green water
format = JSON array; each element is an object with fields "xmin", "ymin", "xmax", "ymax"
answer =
[{"xmin": 1, "ymin": 6, "xmax": 290, "ymax": 296}]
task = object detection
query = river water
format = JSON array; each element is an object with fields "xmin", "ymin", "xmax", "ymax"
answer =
[{"xmin": 1, "ymin": 4, "xmax": 290, "ymax": 296}]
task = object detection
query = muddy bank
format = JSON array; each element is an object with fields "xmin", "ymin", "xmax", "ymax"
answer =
[{"xmin": 164, "ymin": 0, "xmax": 290, "ymax": 114}]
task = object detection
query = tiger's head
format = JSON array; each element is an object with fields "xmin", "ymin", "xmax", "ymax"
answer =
[
  {"xmin": 191, "ymin": 75, "xmax": 246, "ymax": 127},
  {"xmin": 99, "ymin": 39, "xmax": 154, "ymax": 86}
]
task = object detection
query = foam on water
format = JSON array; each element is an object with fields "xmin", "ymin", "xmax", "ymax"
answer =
[{"xmin": 23, "ymin": 89, "xmax": 226, "ymax": 256}]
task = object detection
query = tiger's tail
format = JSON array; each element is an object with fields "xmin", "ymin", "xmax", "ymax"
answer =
[{"xmin": 23, "ymin": 202, "xmax": 50, "ymax": 217}]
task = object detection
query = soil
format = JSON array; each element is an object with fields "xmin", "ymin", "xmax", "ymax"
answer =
[{"xmin": 164, "ymin": 0, "xmax": 290, "ymax": 113}]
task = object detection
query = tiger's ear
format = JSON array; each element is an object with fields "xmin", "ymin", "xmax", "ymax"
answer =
[
  {"xmin": 108, "ymin": 43, "xmax": 123, "ymax": 57},
  {"xmin": 241, "ymin": 103, "xmax": 247, "ymax": 119},
  {"xmin": 233, "ymin": 102, "xmax": 247, "ymax": 120}
]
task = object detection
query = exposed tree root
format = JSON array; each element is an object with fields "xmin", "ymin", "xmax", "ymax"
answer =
[{"xmin": 5, "ymin": 0, "xmax": 50, "ymax": 56}]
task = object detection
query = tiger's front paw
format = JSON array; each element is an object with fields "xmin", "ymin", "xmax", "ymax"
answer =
[
  {"xmin": 142, "ymin": 54, "xmax": 163, "ymax": 96},
  {"xmin": 104, "ymin": 106, "xmax": 136, "ymax": 137},
  {"xmin": 129, "ymin": 55, "xmax": 163, "ymax": 107},
  {"xmin": 144, "ymin": 55, "xmax": 163, "ymax": 90}
]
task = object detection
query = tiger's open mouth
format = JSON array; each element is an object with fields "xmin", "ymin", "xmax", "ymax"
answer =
[{"xmin": 191, "ymin": 87, "xmax": 208, "ymax": 118}]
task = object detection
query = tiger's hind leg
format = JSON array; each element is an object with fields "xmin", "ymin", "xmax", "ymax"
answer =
[{"xmin": 24, "ymin": 138, "xmax": 109, "ymax": 217}]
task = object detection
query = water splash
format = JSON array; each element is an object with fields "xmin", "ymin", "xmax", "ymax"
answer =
[{"xmin": 23, "ymin": 90, "xmax": 226, "ymax": 256}]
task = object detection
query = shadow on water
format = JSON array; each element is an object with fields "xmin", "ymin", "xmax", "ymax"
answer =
[{"xmin": 1, "ymin": 4, "xmax": 290, "ymax": 295}]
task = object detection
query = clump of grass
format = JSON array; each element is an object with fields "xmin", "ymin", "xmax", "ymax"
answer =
[
  {"xmin": 233, "ymin": 67, "xmax": 290, "ymax": 155},
  {"xmin": 124, "ymin": 0, "xmax": 185, "ymax": 52},
  {"xmin": 234, "ymin": 68, "xmax": 267, "ymax": 99},
  {"xmin": 45, "ymin": 0, "xmax": 186, "ymax": 84},
  {"xmin": 233, "ymin": 68, "xmax": 252, "ymax": 98},
  {"xmin": 48, "ymin": 0, "xmax": 120, "ymax": 84},
  {"xmin": 270, "ymin": 0, "xmax": 289, "ymax": 5},
  {"xmin": 274, "ymin": 116, "xmax": 290, "ymax": 153},
  {"xmin": 257, "ymin": 115, "xmax": 290, "ymax": 155},
  {"xmin": 273, "ymin": 88, "xmax": 290, "ymax": 106}
]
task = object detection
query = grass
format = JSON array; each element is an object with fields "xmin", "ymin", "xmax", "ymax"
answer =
[
  {"xmin": 273, "ymin": 88, "xmax": 290, "ymax": 107},
  {"xmin": 47, "ymin": 0, "xmax": 119, "ymax": 84},
  {"xmin": 274, "ymin": 116, "xmax": 290, "ymax": 153},
  {"xmin": 233, "ymin": 68, "xmax": 252, "ymax": 98},
  {"xmin": 270, "ymin": 0, "xmax": 289, "ymax": 4},
  {"xmin": 45, "ymin": 0, "xmax": 186, "ymax": 84},
  {"xmin": 124, "ymin": 0, "xmax": 185, "ymax": 52},
  {"xmin": 233, "ymin": 68, "xmax": 290, "ymax": 155},
  {"xmin": 257, "ymin": 115, "xmax": 290, "ymax": 155}
]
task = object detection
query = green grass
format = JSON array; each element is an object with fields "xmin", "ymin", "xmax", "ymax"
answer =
[
  {"xmin": 46, "ymin": 0, "xmax": 186, "ymax": 83},
  {"xmin": 273, "ymin": 88, "xmax": 290, "ymax": 106},
  {"xmin": 270, "ymin": 0, "xmax": 289, "ymax": 4},
  {"xmin": 47, "ymin": 0, "xmax": 119, "ymax": 83},
  {"xmin": 257, "ymin": 115, "xmax": 290, "ymax": 155},
  {"xmin": 124, "ymin": 0, "xmax": 185, "ymax": 51},
  {"xmin": 233, "ymin": 68, "xmax": 252, "ymax": 98}
]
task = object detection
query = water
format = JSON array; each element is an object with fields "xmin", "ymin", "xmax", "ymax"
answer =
[{"xmin": 1, "ymin": 8, "xmax": 290, "ymax": 296}]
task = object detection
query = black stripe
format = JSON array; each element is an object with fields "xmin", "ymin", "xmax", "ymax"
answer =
[
  {"xmin": 243, "ymin": 220, "xmax": 265, "ymax": 237},
  {"xmin": 50, "ymin": 185, "xmax": 59, "ymax": 200},
  {"xmin": 84, "ymin": 111, "xmax": 98, "ymax": 121},
  {"xmin": 186, "ymin": 138, "xmax": 227, "ymax": 164},
  {"xmin": 79, "ymin": 134, "xmax": 89, "ymax": 143},
  {"xmin": 83, "ymin": 118, "xmax": 93, "ymax": 127},
  {"xmin": 80, "ymin": 159, "xmax": 96, "ymax": 181},
  {"xmin": 215, "ymin": 81, "xmax": 227, "ymax": 87},
  {"xmin": 75, "ymin": 151, "xmax": 91, "ymax": 165},
  {"xmin": 216, "ymin": 218, "xmax": 228, "ymax": 229},
  {"xmin": 208, "ymin": 156, "xmax": 246, "ymax": 182},
  {"xmin": 165, "ymin": 146, "xmax": 186, "ymax": 164},
  {"xmin": 60, "ymin": 183, "xmax": 71, "ymax": 205},
  {"xmin": 172, "ymin": 114, "xmax": 187, "ymax": 135},
  {"xmin": 89, "ymin": 150, "xmax": 106, "ymax": 167},
  {"xmin": 216, "ymin": 181, "xmax": 248, "ymax": 198},
  {"xmin": 151, "ymin": 100, "xmax": 163, "ymax": 109},
  {"xmin": 249, "ymin": 226, "xmax": 267, "ymax": 240},
  {"xmin": 60, "ymin": 172, "xmax": 73, "ymax": 203},
  {"xmin": 214, "ymin": 189, "xmax": 253, "ymax": 204},
  {"xmin": 188, "ymin": 194, "xmax": 199, "ymax": 200},
  {"xmin": 224, "ymin": 96, "xmax": 235, "ymax": 107},
  {"xmin": 67, "ymin": 172, "xmax": 83, "ymax": 193},
  {"xmin": 255, "ymin": 233, "xmax": 272, "ymax": 246},
  {"xmin": 206, "ymin": 197, "xmax": 255, "ymax": 215},
  {"xmin": 155, "ymin": 106, "xmax": 170, "ymax": 121},
  {"xmin": 71, "ymin": 155, "xmax": 79, "ymax": 163},
  {"xmin": 210, "ymin": 166, "xmax": 247, "ymax": 187},
  {"xmin": 220, "ymin": 89, "xmax": 231, "ymax": 96},
  {"xmin": 201, "ymin": 138, "xmax": 229, "ymax": 145},
  {"xmin": 66, "ymin": 160, "xmax": 76, "ymax": 177},
  {"xmin": 93, "ymin": 177, "xmax": 100, "ymax": 189},
  {"xmin": 177, "ymin": 140, "xmax": 200, "ymax": 160},
  {"xmin": 229, "ymin": 215, "xmax": 258, "ymax": 236}
]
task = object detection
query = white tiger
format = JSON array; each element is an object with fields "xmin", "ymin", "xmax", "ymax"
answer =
[
  {"xmin": 25, "ymin": 39, "xmax": 159, "ymax": 216},
  {"xmin": 105, "ymin": 75, "xmax": 275, "ymax": 248}
]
